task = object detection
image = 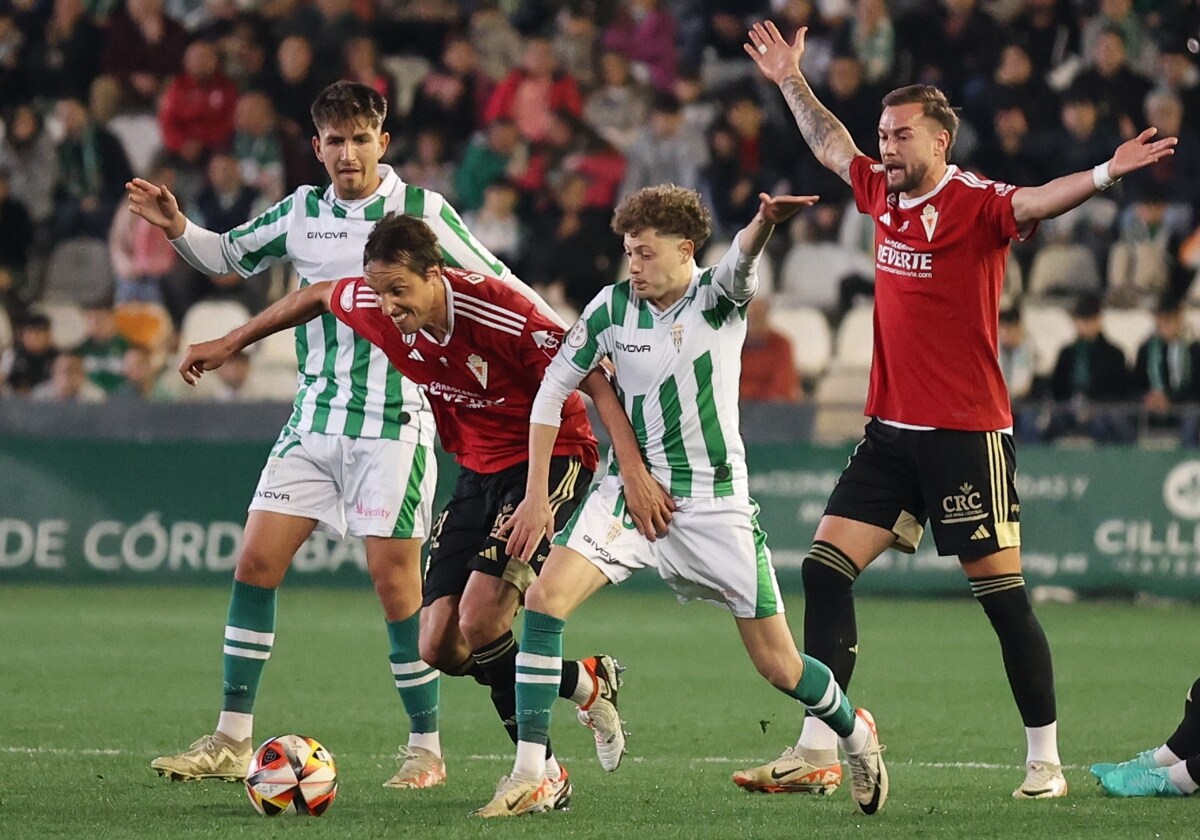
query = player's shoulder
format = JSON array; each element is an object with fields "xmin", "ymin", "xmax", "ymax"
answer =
[
  {"xmin": 446, "ymin": 268, "xmax": 532, "ymax": 335},
  {"xmin": 947, "ymin": 167, "xmax": 1019, "ymax": 201},
  {"xmin": 332, "ymin": 277, "xmax": 378, "ymax": 315}
]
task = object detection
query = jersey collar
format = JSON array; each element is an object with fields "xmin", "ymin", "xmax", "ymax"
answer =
[
  {"xmin": 323, "ymin": 164, "xmax": 399, "ymax": 215},
  {"xmin": 897, "ymin": 164, "xmax": 956, "ymax": 210},
  {"xmin": 645, "ymin": 265, "xmax": 703, "ymax": 321}
]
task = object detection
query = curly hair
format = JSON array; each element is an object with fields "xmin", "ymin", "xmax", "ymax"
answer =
[
  {"xmin": 363, "ymin": 212, "xmax": 445, "ymax": 275},
  {"xmin": 611, "ymin": 185, "xmax": 712, "ymax": 250},
  {"xmin": 881, "ymin": 84, "xmax": 960, "ymax": 155},
  {"xmin": 310, "ymin": 81, "xmax": 387, "ymax": 132}
]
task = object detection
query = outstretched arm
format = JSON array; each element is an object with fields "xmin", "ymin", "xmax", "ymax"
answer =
[
  {"xmin": 715, "ymin": 192, "xmax": 820, "ymax": 301},
  {"xmin": 745, "ymin": 22, "xmax": 863, "ymax": 185},
  {"xmin": 1011, "ymin": 128, "xmax": 1177, "ymax": 225},
  {"xmin": 178, "ymin": 281, "xmax": 334, "ymax": 385}
]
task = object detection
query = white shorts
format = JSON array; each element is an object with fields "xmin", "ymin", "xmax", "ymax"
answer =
[
  {"xmin": 553, "ymin": 476, "xmax": 784, "ymax": 619},
  {"xmin": 248, "ymin": 427, "xmax": 436, "ymax": 540}
]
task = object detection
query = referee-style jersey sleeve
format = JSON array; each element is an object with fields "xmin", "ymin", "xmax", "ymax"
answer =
[{"xmin": 220, "ymin": 190, "xmax": 303, "ymax": 278}]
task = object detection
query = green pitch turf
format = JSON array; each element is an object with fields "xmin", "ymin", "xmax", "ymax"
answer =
[{"xmin": 2, "ymin": 585, "xmax": 1196, "ymax": 838}]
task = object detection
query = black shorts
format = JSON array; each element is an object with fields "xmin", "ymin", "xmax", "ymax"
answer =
[
  {"xmin": 825, "ymin": 419, "xmax": 1021, "ymax": 558},
  {"xmin": 421, "ymin": 456, "xmax": 592, "ymax": 606}
]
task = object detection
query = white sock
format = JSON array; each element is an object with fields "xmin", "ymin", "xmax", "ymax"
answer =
[
  {"xmin": 1025, "ymin": 722, "xmax": 1061, "ymax": 765},
  {"xmin": 570, "ymin": 665, "xmax": 596, "ymax": 707},
  {"xmin": 1168, "ymin": 761, "xmax": 1198, "ymax": 794},
  {"xmin": 216, "ymin": 711, "xmax": 253, "ymax": 743},
  {"xmin": 797, "ymin": 716, "xmax": 839, "ymax": 754},
  {"xmin": 408, "ymin": 731, "xmax": 441, "ymax": 757},
  {"xmin": 840, "ymin": 716, "xmax": 871, "ymax": 756},
  {"xmin": 545, "ymin": 754, "xmax": 562, "ymax": 780},
  {"xmin": 513, "ymin": 740, "xmax": 546, "ymax": 782},
  {"xmin": 1154, "ymin": 744, "xmax": 1182, "ymax": 767}
]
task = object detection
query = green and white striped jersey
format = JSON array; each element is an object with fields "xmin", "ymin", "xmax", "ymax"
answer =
[
  {"xmin": 540, "ymin": 246, "xmax": 756, "ymax": 498},
  {"xmin": 220, "ymin": 164, "xmax": 512, "ymax": 442}
]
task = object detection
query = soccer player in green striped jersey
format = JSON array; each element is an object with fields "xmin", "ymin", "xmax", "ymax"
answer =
[
  {"xmin": 472, "ymin": 186, "xmax": 889, "ymax": 818},
  {"xmin": 127, "ymin": 82, "xmax": 535, "ymax": 789}
]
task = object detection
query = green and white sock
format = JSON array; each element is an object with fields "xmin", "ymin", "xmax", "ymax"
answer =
[
  {"xmin": 789, "ymin": 654, "xmax": 856, "ymax": 740},
  {"xmin": 218, "ymin": 580, "xmax": 276, "ymax": 741},
  {"xmin": 387, "ymin": 613, "xmax": 440, "ymax": 755},
  {"xmin": 513, "ymin": 610, "xmax": 565, "ymax": 780}
]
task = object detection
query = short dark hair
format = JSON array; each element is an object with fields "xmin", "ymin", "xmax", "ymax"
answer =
[
  {"xmin": 881, "ymin": 84, "xmax": 960, "ymax": 154},
  {"xmin": 999, "ymin": 306, "xmax": 1022, "ymax": 325},
  {"xmin": 363, "ymin": 212, "xmax": 445, "ymax": 275},
  {"xmin": 611, "ymin": 185, "xmax": 712, "ymax": 250},
  {"xmin": 310, "ymin": 81, "xmax": 387, "ymax": 132},
  {"xmin": 1072, "ymin": 293, "xmax": 1102, "ymax": 319}
]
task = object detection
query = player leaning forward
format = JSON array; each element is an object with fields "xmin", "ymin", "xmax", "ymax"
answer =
[
  {"xmin": 743, "ymin": 20, "xmax": 1178, "ymax": 799},
  {"xmin": 128, "ymin": 81, "xmax": 595, "ymax": 787},
  {"xmin": 473, "ymin": 185, "xmax": 889, "ymax": 818}
]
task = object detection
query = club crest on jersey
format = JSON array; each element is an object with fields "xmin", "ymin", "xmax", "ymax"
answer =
[
  {"xmin": 671, "ymin": 323, "xmax": 684, "ymax": 351},
  {"xmin": 466, "ymin": 353, "xmax": 488, "ymax": 388},
  {"xmin": 605, "ymin": 519, "xmax": 623, "ymax": 545},
  {"xmin": 920, "ymin": 205, "xmax": 939, "ymax": 241}
]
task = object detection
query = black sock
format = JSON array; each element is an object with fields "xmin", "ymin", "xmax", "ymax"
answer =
[
  {"xmin": 1166, "ymin": 677, "xmax": 1200, "ymax": 758},
  {"xmin": 559, "ymin": 660, "xmax": 580, "ymax": 701},
  {"xmin": 473, "ymin": 631, "xmax": 554, "ymax": 758},
  {"xmin": 1185, "ymin": 755, "xmax": 1200, "ymax": 787},
  {"xmin": 972, "ymin": 575, "xmax": 1056, "ymax": 727},
  {"xmin": 802, "ymin": 542, "xmax": 859, "ymax": 689}
]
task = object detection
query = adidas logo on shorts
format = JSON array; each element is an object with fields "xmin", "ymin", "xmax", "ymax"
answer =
[{"xmin": 970, "ymin": 525, "xmax": 991, "ymax": 541}]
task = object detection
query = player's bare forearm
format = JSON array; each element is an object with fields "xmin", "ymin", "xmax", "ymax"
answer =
[
  {"xmin": 225, "ymin": 281, "xmax": 334, "ymax": 351},
  {"xmin": 579, "ymin": 367, "xmax": 642, "ymax": 474},
  {"xmin": 524, "ymin": 422, "xmax": 561, "ymax": 500},
  {"xmin": 779, "ymin": 74, "xmax": 860, "ymax": 185}
]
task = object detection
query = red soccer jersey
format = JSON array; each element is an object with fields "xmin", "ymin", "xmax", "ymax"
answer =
[
  {"xmin": 850, "ymin": 156, "xmax": 1032, "ymax": 430},
  {"xmin": 330, "ymin": 269, "xmax": 598, "ymax": 474}
]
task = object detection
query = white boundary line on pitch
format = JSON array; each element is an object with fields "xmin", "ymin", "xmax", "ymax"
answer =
[{"xmin": 1, "ymin": 746, "xmax": 1082, "ymax": 771}]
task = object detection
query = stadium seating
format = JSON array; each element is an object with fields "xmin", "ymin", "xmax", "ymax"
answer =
[
  {"xmin": 1022, "ymin": 303, "xmax": 1075, "ymax": 377},
  {"xmin": 832, "ymin": 303, "xmax": 874, "ymax": 370},
  {"xmin": 1026, "ymin": 243, "xmax": 1101, "ymax": 299},
  {"xmin": 779, "ymin": 241, "xmax": 875, "ymax": 315},
  {"xmin": 1101, "ymin": 307, "xmax": 1155, "ymax": 365},
  {"xmin": 42, "ymin": 239, "xmax": 116, "ymax": 307},
  {"xmin": 114, "ymin": 302, "xmax": 174, "ymax": 351},
  {"xmin": 107, "ymin": 113, "xmax": 163, "ymax": 178},
  {"xmin": 179, "ymin": 300, "xmax": 253, "ymax": 353},
  {"xmin": 38, "ymin": 301, "xmax": 88, "ymax": 349},
  {"xmin": 812, "ymin": 366, "xmax": 870, "ymax": 444},
  {"xmin": 0, "ymin": 305, "xmax": 11, "ymax": 351},
  {"xmin": 771, "ymin": 305, "xmax": 832, "ymax": 378}
]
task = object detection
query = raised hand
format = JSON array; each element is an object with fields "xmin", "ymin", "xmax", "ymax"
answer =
[
  {"xmin": 744, "ymin": 21, "xmax": 806, "ymax": 85},
  {"xmin": 126, "ymin": 177, "xmax": 185, "ymax": 238},
  {"xmin": 758, "ymin": 192, "xmax": 820, "ymax": 226},
  {"xmin": 1109, "ymin": 127, "xmax": 1178, "ymax": 180}
]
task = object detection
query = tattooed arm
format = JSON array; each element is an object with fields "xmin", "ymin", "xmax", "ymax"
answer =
[{"xmin": 745, "ymin": 22, "xmax": 863, "ymax": 185}]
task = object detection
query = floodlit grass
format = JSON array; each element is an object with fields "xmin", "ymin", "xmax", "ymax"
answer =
[{"xmin": 2, "ymin": 585, "xmax": 1196, "ymax": 838}]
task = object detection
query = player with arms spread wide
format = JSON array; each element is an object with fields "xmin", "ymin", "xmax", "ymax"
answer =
[
  {"xmin": 744, "ymin": 20, "xmax": 1177, "ymax": 799},
  {"xmin": 472, "ymin": 185, "xmax": 889, "ymax": 818},
  {"xmin": 179, "ymin": 212, "xmax": 664, "ymax": 806},
  {"xmin": 129, "ymin": 81, "xmax": 564, "ymax": 788}
]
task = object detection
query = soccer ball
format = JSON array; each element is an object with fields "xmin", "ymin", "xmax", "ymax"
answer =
[{"xmin": 245, "ymin": 734, "xmax": 338, "ymax": 816}]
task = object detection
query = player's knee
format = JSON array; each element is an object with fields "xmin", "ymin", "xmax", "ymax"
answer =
[
  {"xmin": 802, "ymin": 546, "xmax": 859, "ymax": 597},
  {"xmin": 457, "ymin": 600, "xmax": 509, "ymax": 649},
  {"xmin": 234, "ymin": 544, "xmax": 288, "ymax": 588},
  {"xmin": 419, "ymin": 633, "xmax": 470, "ymax": 675}
]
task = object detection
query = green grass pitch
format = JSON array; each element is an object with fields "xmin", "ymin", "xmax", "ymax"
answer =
[{"xmin": 2, "ymin": 585, "xmax": 1196, "ymax": 838}]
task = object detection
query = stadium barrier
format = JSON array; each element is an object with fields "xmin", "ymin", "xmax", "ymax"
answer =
[{"xmin": 3, "ymin": 436, "xmax": 1200, "ymax": 599}]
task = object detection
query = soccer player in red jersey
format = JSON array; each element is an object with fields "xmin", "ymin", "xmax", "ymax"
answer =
[
  {"xmin": 179, "ymin": 212, "xmax": 676, "ymax": 800},
  {"xmin": 744, "ymin": 20, "xmax": 1177, "ymax": 799}
]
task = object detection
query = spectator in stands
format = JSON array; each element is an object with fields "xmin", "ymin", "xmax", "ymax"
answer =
[
  {"xmin": 21, "ymin": 0, "xmax": 103, "ymax": 103},
  {"xmin": 1156, "ymin": 35, "xmax": 1200, "ymax": 129},
  {"xmin": 463, "ymin": 179, "xmax": 524, "ymax": 270},
  {"xmin": 1071, "ymin": 26, "xmax": 1153, "ymax": 139},
  {"xmin": 399, "ymin": 128, "xmax": 456, "ymax": 201},
  {"xmin": 53, "ymin": 96, "xmax": 133, "ymax": 241},
  {"xmin": 0, "ymin": 167, "xmax": 34, "ymax": 314},
  {"xmin": 967, "ymin": 40, "xmax": 1059, "ymax": 148},
  {"xmin": 0, "ymin": 104, "xmax": 58, "ymax": 232},
  {"xmin": 0, "ymin": 12, "xmax": 26, "ymax": 113},
  {"xmin": 1107, "ymin": 184, "xmax": 1178, "ymax": 306},
  {"xmin": 1080, "ymin": 0, "xmax": 1158, "ymax": 78},
  {"xmin": 1045, "ymin": 294, "xmax": 1135, "ymax": 443},
  {"xmin": 0, "ymin": 313, "xmax": 57, "ymax": 395},
  {"xmin": 551, "ymin": 2, "xmax": 605, "ymax": 91},
  {"xmin": 998, "ymin": 306, "xmax": 1042, "ymax": 442},
  {"xmin": 902, "ymin": 0, "xmax": 1003, "ymax": 107},
  {"xmin": 231, "ymin": 92, "xmax": 286, "ymax": 204},
  {"xmin": 342, "ymin": 35, "xmax": 393, "ymax": 114},
  {"xmin": 976, "ymin": 105, "xmax": 1047, "ymax": 187},
  {"xmin": 1133, "ymin": 295, "xmax": 1200, "ymax": 446},
  {"xmin": 262, "ymin": 35, "xmax": 326, "ymax": 136},
  {"xmin": 219, "ymin": 12, "xmax": 270, "ymax": 89},
  {"xmin": 101, "ymin": 0, "xmax": 188, "ymax": 108},
  {"xmin": 483, "ymin": 36, "xmax": 583, "ymax": 143},
  {"xmin": 524, "ymin": 171, "xmax": 617, "ymax": 313},
  {"xmin": 1123, "ymin": 89, "xmax": 1200, "ymax": 219},
  {"xmin": 113, "ymin": 343, "xmax": 172, "ymax": 400},
  {"xmin": 453, "ymin": 117, "xmax": 522, "ymax": 212},
  {"xmin": 213, "ymin": 349, "xmax": 252, "ymax": 402},
  {"xmin": 77, "ymin": 302, "xmax": 130, "ymax": 394},
  {"xmin": 466, "ymin": 0, "xmax": 523, "ymax": 83},
  {"xmin": 622, "ymin": 92, "xmax": 702, "ymax": 199},
  {"xmin": 804, "ymin": 53, "xmax": 876, "ymax": 202},
  {"xmin": 1011, "ymin": 0, "xmax": 1080, "ymax": 80},
  {"xmin": 602, "ymin": 0, "xmax": 679, "ymax": 94},
  {"xmin": 1041, "ymin": 86, "xmax": 1122, "ymax": 180},
  {"xmin": 832, "ymin": 0, "xmax": 894, "ymax": 86},
  {"xmin": 194, "ymin": 152, "xmax": 259, "ymax": 235},
  {"xmin": 31, "ymin": 350, "xmax": 106, "ymax": 403},
  {"xmin": 584, "ymin": 51, "xmax": 652, "ymax": 153},
  {"xmin": 408, "ymin": 37, "xmax": 491, "ymax": 159},
  {"xmin": 277, "ymin": 0, "xmax": 365, "ymax": 71},
  {"xmin": 673, "ymin": 66, "xmax": 718, "ymax": 145},
  {"xmin": 109, "ymin": 156, "xmax": 177, "ymax": 306},
  {"xmin": 740, "ymin": 295, "xmax": 801, "ymax": 403},
  {"xmin": 157, "ymin": 38, "xmax": 238, "ymax": 169}
]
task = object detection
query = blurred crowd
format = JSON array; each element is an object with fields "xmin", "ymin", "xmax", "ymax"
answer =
[{"xmin": 1, "ymin": 0, "xmax": 1199, "ymax": 442}]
